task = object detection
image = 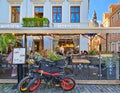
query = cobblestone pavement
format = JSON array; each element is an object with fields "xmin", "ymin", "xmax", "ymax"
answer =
[{"xmin": 0, "ymin": 84, "xmax": 120, "ymax": 93}]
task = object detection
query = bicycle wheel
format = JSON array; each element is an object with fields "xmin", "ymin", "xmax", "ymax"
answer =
[
  {"xmin": 29, "ymin": 78, "xmax": 41, "ymax": 92},
  {"xmin": 18, "ymin": 76, "xmax": 32, "ymax": 92},
  {"xmin": 61, "ymin": 77, "xmax": 75, "ymax": 91}
]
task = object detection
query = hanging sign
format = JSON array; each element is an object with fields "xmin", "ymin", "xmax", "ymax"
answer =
[{"xmin": 13, "ymin": 48, "xmax": 26, "ymax": 64}]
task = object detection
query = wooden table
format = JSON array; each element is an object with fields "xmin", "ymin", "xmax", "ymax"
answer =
[{"xmin": 72, "ymin": 59, "xmax": 90, "ymax": 64}]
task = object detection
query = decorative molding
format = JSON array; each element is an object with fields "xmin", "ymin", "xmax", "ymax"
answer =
[
  {"xmin": 68, "ymin": 0, "xmax": 82, "ymax": 3},
  {"xmin": 31, "ymin": 0, "xmax": 46, "ymax": 3},
  {"xmin": 49, "ymin": 0, "xmax": 65, "ymax": 3},
  {"xmin": 7, "ymin": 0, "xmax": 23, "ymax": 3}
]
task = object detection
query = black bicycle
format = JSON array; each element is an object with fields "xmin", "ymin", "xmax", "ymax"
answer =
[{"xmin": 18, "ymin": 58, "xmax": 75, "ymax": 92}]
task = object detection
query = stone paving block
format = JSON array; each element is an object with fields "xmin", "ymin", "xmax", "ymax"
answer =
[{"xmin": 0, "ymin": 84, "xmax": 120, "ymax": 93}]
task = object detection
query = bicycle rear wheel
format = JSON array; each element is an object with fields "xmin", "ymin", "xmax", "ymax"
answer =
[{"xmin": 18, "ymin": 76, "xmax": 32, "ymax": 92}]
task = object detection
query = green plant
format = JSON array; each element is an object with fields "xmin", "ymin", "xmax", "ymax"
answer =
[
  {"xmin": 22, "ymin": 17, "xmax": 49, "ymax": 27},
  {"xmin": 101, "ymin": 54, "xmax": 119, "ymax": 67},
  {"xmin": 41, "ymin": 17, "xmax": 49, "ymax": 26},
  {"xmin": 89, "ymin": 49, "xmax": 99, "ymax": 55},
  {"xmin": 0, "ymin": 34, "xmax": 18, "ymax": 53}
]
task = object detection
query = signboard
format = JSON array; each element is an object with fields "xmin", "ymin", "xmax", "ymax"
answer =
[{"xmin": 13, "ymin": 48, "xmax": 26, "ymax": 64}]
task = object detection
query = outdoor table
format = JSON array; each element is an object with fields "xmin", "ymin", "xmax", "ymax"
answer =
[{"xmin": 72, "ymin": 58, "xmax": 90, "ymax": 76}]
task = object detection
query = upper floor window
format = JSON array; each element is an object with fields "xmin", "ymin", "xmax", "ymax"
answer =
[
  {"xmin": 111, "ymin": 33, "xmax": 115, "ymax": 38},
  {"xmin": 34, "ymin": 6, "xmax": 43, "ymax": 18},
  {"xmin": 70, "ymin": 6, "xmax": 80, "ymax": 23},
  {"xmin": 117, "ymin": 11, "xmax": 120, "ymax": 20},
  {"xmin": 111, "ymin": 17, "xmax": 114, "ymax": 24},
  {"xmin": 11, "ymin": 6, "xmax": 20, "ymax": 23},
  {"xmin": 52, "ymin": 6, "xmax": 62, "ymax": 23}
]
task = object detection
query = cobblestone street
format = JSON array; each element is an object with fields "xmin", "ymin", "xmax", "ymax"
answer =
[{"xmin": 0, "ymin": 84, "xmax": 120, "ymax": 93}]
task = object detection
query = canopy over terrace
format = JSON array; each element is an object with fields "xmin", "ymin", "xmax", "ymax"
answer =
[{"xmin": 0, "ymin": 27, "xmax": 120, "ymax": 34}]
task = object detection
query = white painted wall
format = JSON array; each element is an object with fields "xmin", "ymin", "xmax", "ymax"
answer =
[
  {"xmin": 0, "ymin": 0, "xmax": 89, "ymax": 26},
  {"xmin": 0, "ymin": 0, "xmax": 89, "ymax": 51}
]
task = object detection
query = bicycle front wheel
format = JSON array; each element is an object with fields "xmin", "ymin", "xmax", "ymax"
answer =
[{"xmin": 29, "ymin": 78, "xmax": 41, "ymax": 92}]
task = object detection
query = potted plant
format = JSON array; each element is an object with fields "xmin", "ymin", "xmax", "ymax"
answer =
[
  {"xmin": 41, "ymin": 17, "xmax": 49, "ymax": 27},
  {"xmin": 101, "ymin": 54, "xmax": 119, "ymax": 79}
]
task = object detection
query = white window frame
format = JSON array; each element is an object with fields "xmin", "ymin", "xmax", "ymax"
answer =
[
  {"xmin": 32, "ymin": 4, "xmax": 44, "ymax": 17},
  {"xmin": 69, "ymin": 4, "xmax": 81, "ymax": 23},
  {"xmin": 51, "ymin": 4, "xmax": 63, "ymax": 23},
  {"xmin": 9, "ymin": 4, "xmax": 21, "ymax": 23}
]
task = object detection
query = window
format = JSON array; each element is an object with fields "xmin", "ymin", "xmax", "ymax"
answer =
[
  {"xmin": 70, "ymin": 6, "xmax": 80, "ymax": 23},
  {"xmin": 112, "ymin": 44, "xmax": 115, "ymax": 52},
  {"xmin": 118, "ymin": 43, "xmax": 120, "ymax": 51},
  {"xmin": 34, "ymin": 6, "xmax": 43, "ymax": 18},
  {"xmin": 52, "ymin": 6, "xmax": 62, "ymax": 23},
  {"xmin": 117, "ymin": 12, "xmax": 120, "ymax": 20},
  {"xmin": 11, "ymin": 6, "xmax": 20, "ymax": 23},
  {"xmin": 111, "ymin": 17, "xmax": 114, "ymax": 24},
  {"xmin": 111, "ymin": 33, "xmax": 115, "ymax": 38}
]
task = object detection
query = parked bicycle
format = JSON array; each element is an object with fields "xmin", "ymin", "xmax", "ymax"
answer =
[{"xmin": 18, "ymin": 58, "xmax": 75, "ymax": 92}]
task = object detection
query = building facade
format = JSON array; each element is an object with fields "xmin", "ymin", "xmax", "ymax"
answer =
[
  {"xmin": 0, "ymin": 0, "xmax": 90, "ymax": 52},
  {"xmin": 101, "ymin": 2, "xmax": 120, "ymax": 53}
]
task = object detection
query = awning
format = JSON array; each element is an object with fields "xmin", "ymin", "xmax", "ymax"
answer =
[{"xmin": 0, "ymin": 27, "xmax": 120, "ymax": 34}]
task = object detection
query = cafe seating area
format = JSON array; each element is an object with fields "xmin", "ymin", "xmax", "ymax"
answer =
[{"xmin": 0, "ymin": 53, "xmax": 118, "ymax": 80}]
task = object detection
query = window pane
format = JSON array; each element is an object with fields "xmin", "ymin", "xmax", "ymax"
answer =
[
  {"xmin": 17, "ymin": 7, "xmax": 20, "ymax": 13},
  {"xmin": 71, "ymin": 7, "xmax": 74, "ymax": 12},
  {"xmin": 58, "ymin": 7, "xmax": 62, "ymax": 12},
  {"xmin": 53, "ymin": 8, "xmax": 57, "ymax": 12},
  {"xmin": 76, "ymin": 7, "xmax": 80, "ymax": 12},
  {"xmin": 118, "ymin": 12, "xmax": 120, "ymax": 19},
  {"xmin": 35, "ymin": 7, "xmax": 39, "ymax": 12},
  {"xmin": 71, "ymin": 13, "xmax": 75, "ymax": 22},
  {"xmin": 76, "ymin": 13, "xmax": 79, "ymax": 22},
  {"xmin": 58, "ymin": 14, "xmax": 61, "ymax": 22},
  {"xmin": 53, "ymin": 14, "xmax": 57, "ymax": 22},
  {"xmin": 39, "ymin": 7, "xmax": 43, "ymax": 12}
]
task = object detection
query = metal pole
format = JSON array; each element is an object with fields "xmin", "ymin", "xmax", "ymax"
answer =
[
  {"xmin": 23, "ymin": 34, "xmax": 28, "ymax": 77},
  {"xmin": 99, "ymin": 44, "xmax": 102, "ymax": 80},
  {"xmin": 106, "ymin": 33, "xmax": 108, "ymax": 53},
  {"xmin": 118, "ymin": 52, "xmax": 120, "ymax": 80}
]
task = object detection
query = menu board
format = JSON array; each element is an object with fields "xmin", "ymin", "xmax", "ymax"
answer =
[{"xmin": 13, "ymin": 48, "xmax": 26, "ymax": 64}]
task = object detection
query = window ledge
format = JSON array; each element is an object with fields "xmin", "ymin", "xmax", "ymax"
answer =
[
  {"xmin": 31, "ymin": 0, "xmax": 46, "ymax": 3},
  {"xmin": 7, "ymin": 0, "xmax": 23, "ymax": 3},
  {"xmin": 49, "ymin": 0, "xmax": 65, "ymax": 3},
  {"xmin": 68, "ymin": 0, "xmax": 83, "ymax": 3}
]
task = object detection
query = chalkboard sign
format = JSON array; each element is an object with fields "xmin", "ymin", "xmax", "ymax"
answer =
[{"xmin": 13, "ymin": 48, "xmax": 26, "ymax": 64}]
